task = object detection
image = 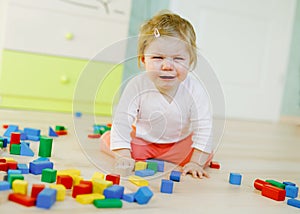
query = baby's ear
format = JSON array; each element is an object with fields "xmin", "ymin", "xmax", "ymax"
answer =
[{"xmin": 141, "ymin": 56, "xmax": 145, "ymax": 64}]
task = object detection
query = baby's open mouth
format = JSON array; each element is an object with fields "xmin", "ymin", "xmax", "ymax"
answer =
[{"xmin": 159, "ymin": 76, "xmax": 175, "ymax": 79}]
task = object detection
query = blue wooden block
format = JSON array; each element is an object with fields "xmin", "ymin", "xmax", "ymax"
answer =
[
  {"xmin": 283, "ymin": 181, "xmax": 296, "ymax": 186},
  {"xmin": 170, "ymin": 171, "xmax": 181, "ymax": 182},
  {"xmin": 286, "ymin": 185, "xmax": 298, "ymax": 198},
  {"xmin": 0, "ymin": 181, "xmax": 10, "ymax": 191},
  {"xmin": 33, "ymin": 157, "xmax": 50, "ymax": 162},
  {"xmin": 27, "ymin": 135, "xmax": 40, "ymax": 141},
  {"xmin": 229, "ymin": 172, "xmax": 242, "ymax": 185},
  {"xmin": 4, "ymin": 125, "xmax": 18, "ymax": 137},
  {"xmin": 17, "ymin": 163, "xmax": 29, "ymax": 174},
  {"xmin": 103, "ymin": 185, "xmax": 125, "ymax": 199},
  {"xmin": 48, "ymin": 127, "xmax": 58, "ymax": 137},
  {"xmin": 7, "ymin": 169, "xmax": 22, "ymax": 179},
  {"xmin": 24, "ymin": 128, "xmax": 41, "ymax": 137},
  {"xmin": 160, "ymin": 179, "xmax": 174, "ymax": 194},
  {"xmin": 19, "ymin": 131, "xmax": 27, "ymax": 140},
  {"xmin": 135, "ymin": 169, "xmax": 155, "ymax": 177},
  {"xmin": 122, "ymin": 193, "xmax": 136, "ymax": 202},
  {"xmin": 75, "ymin": 112, "xmax": 82, "ymax": 117},
  {"xmin": 36, "ymin": 188, "xmax": 57, "ymax": 209},
  {"xmin": 287, "ymin": 198, "xmax": 300, "ymax": 209},
  {"xmin": 134, "ymin": 186, "xmax": 153, "ymax": 205},
  {"xmin": 0, "ymin": 138, "xmax": 8, "ymax": 148},
  {"xmin": 147, "ymin": 159, "xmax": 164, "ymax": 172},
  {"xmin": 29, "ymin": 161, "xmax": 53, "ymax": 175},
  {"xmin": 20, "ymin": 142, "xmax": 34, "ymax": 157}
]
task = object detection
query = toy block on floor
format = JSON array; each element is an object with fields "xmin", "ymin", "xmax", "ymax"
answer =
[
  {"xmin": 94, "ymin": 198, "xmax": 123, "ymax": 208},
  {"xmin": 0, "ymin": 181, "xmax": 10, "ymax": 191},
  {"xmin": 160, "ymin": 179, "xmax": 174, "ymax": 194},
  {"xmin": 4, "ymin": 125, "xmax": 18, "ymax": 137},
  {"xmin": 24, "ymin": 128, "xmax": 40, "ymax": 141},
  {"xmin": 48, "ymin": 127, "xmax": 58, "ymax": 137},
  {"xmin": 41, "ymin": 168, "xmax": 57, "ymax": 183},
  {"xmin": 49, "ymin": 184, "xmax": 66, "ymax": 201},
  {"xmin": 20, "ymin": 142, "xmax": 34, "ymax": 157},
  {"xmin": 122, "ymin": 193, "xmax": 136, "ymax": 202},
  {"xmin": 10, "ymin": 144, "xmax": 21, "ymax": 155},
  {"xmin": 209, "ymin": 161, "xmax": 220, "ymax": 169},
  {"xmin": 31, "ymin": 184, "xmax": 46, "ymax": 198},
  {"xmin": 72, "ymin": 184, "xmax": 92, "ymax": 198},
  {"xmin": 10, "ymin": 132, "xmax": 21, "ymax": 145},
  {"xmin": 38, "ymin": 136, "xmax": 53, "ymax": 157},
  {"xmin": 80, "ymin": 180, "xmax": 93, "ymax": 193},
  {"xmin": 128, "ymin": 175, "xmax": 149, "ymax": 186},
  {"xmin": 285, "ymin": 185, "xmax": 298, "ymax": 198},
  {"xmin": 76, "ymin": 193, "xmax": 105, "ymax": 204},
  {"xmin": 7, "ymin": 169, "xmax": 22, "ymax": 179},
  {"xmin": 56, "ymin": 175, "xmax": 73, "ymax": 189},
  {"xmin": 254, "ymin": 179, "xmax": 269, "ymax": 191},
  {"xmin": 7, "ymin": 160, "xmax": 18, "ymax": 170},
  {"xmin": 287, "ymin": 198, "xmax": 300, "ymax": 209},
  {"xmin": 0, "ymin": 162, "xmax": 8, "ymax": 172},
  {"xmin": 92, "ymin": 179, "xmax": 113, "ymax": 194},
  {"xmin": 283, "ymin": 181, "xmax": 296, "ymax": 186},
  {"xmin": 92, "ymin": 172, "xmax": 105, "ymax": 181},
  {"xmin": 103, "ymin": 185, "xmax": 125, "ymax": 199},
  {"xmin": 12, "ymin": 179, "xmax": 28, "ymax": 195},
  {"xmin": 265, "ymin": 179, "xmax": 285, "ymax": 189},
  {"xmin": 135, "ymin": 161, "xmax": 147, "ymax": 171},
  {"xmin": 106, "ymin": 174, "xmax": 121, "ymax": 185},
  {"xmin": 88, "ymin": 134, "xmax": 101, "ymax": 138},
  {"xmin": 134, "ymin": 186, "xmax": 153, "ymax": 205},
  {"xmin": 135, "ymin": 169, "xmax": 155, "ymax": 177},
  {"xmin": 36, "ymin": 188, "xmax": 57, "ymax": 209},
  {"xmin": 29, "ymin": 161, "xmax": 53, "ymax": 175},
  {"xmin": 261, "ymin": 184, "xmax": 286, "ymax": 201},
  {"xmin": 8, "ymin": 193, "xmax": 36, "ymax": 207},
  {"xmin": 229, "ymin": 173, "xmax": 242, "ymax": 185},
  {"xmin": 170, "ymin": 171, "xmax": 181, "ymax": 182},
  {"xmin": 8, "ymin": 174, "xmax": 24, "ymax": 188},
  {"xmin": 146, "ymin": 161, "xmax": 158, "ymax": 172}
]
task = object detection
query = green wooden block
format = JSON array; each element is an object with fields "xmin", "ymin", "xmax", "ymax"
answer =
[
  {"xmin": 10, "ymin": 144, "xmax": 21, "ymax": 155},
  {"xmin": 55, "ymin": 125, "xmax": 66, "ymax": 131},
  {"xmin": 41, "ymin": 168, "xmax": 57, "ymax": 183},
  {"xmin": 0, "ymin": 141, "xmax": 3, "ymax": 148},
  {"xmin": 265, "ymin": 179, "xmax": 285, "ymax": 189},
  {"xmin": 93, "ymin": 199, "xmax": 123, "ymax": 208},
  {"xmin": 8, "ymin": 174, "xmax": 24, "ymax": 187},
  {"xmin": 38, "ymin": 136, "xmax": 53, "ymax": 157},
  {"xmin": 147, "ymin": 161, "xmax": 158, "ymax": 173}
]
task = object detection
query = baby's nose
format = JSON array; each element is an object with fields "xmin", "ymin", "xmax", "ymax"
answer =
[{"xmin": 162, "ymin": 58, "xmax": 174, "ymax": 70}]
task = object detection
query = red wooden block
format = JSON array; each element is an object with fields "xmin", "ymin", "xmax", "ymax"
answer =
[
  {"xmin": 106, "ymin": 123, "xmax": 112, "ymax": 128},
  {"xmin": 8, "ymin": 193, "xmax": 36, "ymax": 207},
  {"xmin": 2, "ymin": 124, "xmax": 9, "ymax": 129},
  {"xmin": 106, "ymin": 174, "xmax": 121, "ymax": 185},
  {"xmin": 56, "ymin": 175, "xmax": 73, "ymax": 189},
  {"xmin": 0, "ymin": 158, "xmax": 6, "ymax": 163},
  {"xmin": 209, "ymin": 161, "xmax": 220, "ymax": 169},
  {"xmin": 80, "ymin": 180, "xmax": 93, "ymax": 193},
  {"xmin": 261, "ymin": 184, "xmax": 286, "ymax": 201},
  {"xmin": 72, "ymin": 184, "xmax": 92, "ymax": 198},
  {"xmin": 6, "ymin": 161, "xmax": 18, "ymax": 170},
  {"xmin": 0, "ymin": 163, "xmax": 8, "ymax": 172},
  {"xmin": 31, "ymin": 184, "xmax": 46, "ymax": 198},
  {"xmin": 254, "ymin": 179, "xmax": 269, "ymax": 191},
  {"xmin": 10, "ymin": 132, "xmax": 21, "ymax": 144},
  {"xmin": 88, "ymin": 134, "xmax": 101, "ymax": 139},
  {"xmin": 55, "ymin": 130, "xmax": 68, "ymax": 136}
]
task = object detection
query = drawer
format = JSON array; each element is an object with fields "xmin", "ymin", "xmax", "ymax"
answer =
[
  {"xmin": 0, "ymin": 50, "xmax": 123, "ymax": 107},
  {"xmin": 4, "ymin": 4, "xmax": 130, "ymax": 63}
]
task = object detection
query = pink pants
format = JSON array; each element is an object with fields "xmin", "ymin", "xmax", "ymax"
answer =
[{"xmin": 100, "ymin": 130, "xmax": 212, "ymax": 167}]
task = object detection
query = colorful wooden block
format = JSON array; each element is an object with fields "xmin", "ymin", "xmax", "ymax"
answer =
[
  {"xmin": 170, "ymin": 171, "xmax": 181, "ymax": 182},
  {"xmin": 49, "ymin": 184, "xmax": 66, "ymax": 201},
  {"xmin": 12, "ymin": 179, "xmax": 28, "ymax": 195},
  {"xmin": 229, "ymin": 173, "xmax": 242, "ymax": 185},
  {"xmin": 146, "ymin": 161, "xmax": 158, "ymax": 172},
  {"xmin": 94, "ymin": 198, "xmax": 123, "ymax": 208},
  {"xmin": 17, "ymin": 163, "xmax": 29, "ymax": 174},
  {"xmin": 80, "ymin": 180, "xmax": 93, "ymax": 193},
  {"xmin": 128, "ymin": 175, "xmax": 149, "ymax": 186},
  {"xmin": 261, "ymin": 184, "xmax": 286, "ymax": 201},
  {"xmin": 76, "ymin": 193, "xmax": 105, "ymax": 204},
  {"xmin": 31, "ymin": 184, "xmax": 45, "ymax": 198},
  {"xmin": 8, "ymin": 193, "xmax": 36, "ymax": 207},
  {"xmin": 92, "ymin": 179, "xmax": 113, "ymax": 194},
  {"xmin": 10, "ymin": 132, "xmax": 21, "ymax": 144},
  {"xmin": 160, "ymin": 179, "xmax": 173, "ymax": 194},
  {"xmin": 134, "ymin": 186, "xmax": 153, "ymax": 205},
  {"xmin": 122, "ymin": 193, "xmax": 136, "ymax": 203},
  {"xmin": 106, "ymin": 174, "xmax": 121, "ymax": 185},
  {"xmin": 10, "ymin": 144, "xmax": 21, "ymax": 155},
  {"xmin": 287, "ymin": 198, "xmax": 300, "ymax": 209},
  {"xmin": 56, "ymin": 175, "xmax": 73, "ymax": 189},
  {"xmin": 36, "ymin": 188, "xmax": 57, "ymax": 209},
  {"xmin": 48, "ymin": 127, "xmax": 58, "ymax": 137},
  {"xmin": 3, "ymin": 125, "xmax": 18, "ymax": 137},
  {"xmin": 135, "ymin": 161, "xmax": 147, "ymax": 171},
  {"xmin": 72, "ymin": 184, "xmax": 92, "ymax": 198},
  {"xmin": 29, "ymin": 161, "xmax": 53, "ymax": 175},
  {"xmin": 265, "ymin": 179, "xmax": 285, "ymax": 189},
  {"xmin": 135, "ymin": 169, "xmax": 155, "ymax": 177},
  {"xmin": 8, "ymin": 174, "xmax": 24, "ymax": 187},
  {"xmin": 0, "ymin": 181, "xmax": 10, "ymax": 191},
  {"xmin": 41, "ymin": 168, "xmax": 57, "ymax": 183},
  {"xmin": 20, "ymin": 142, "xmax": 34, "ymax": 157},
  {"xmin": 38, "ymin": 137, "xmax": 53, "ymax": 157},
  {"xmin": 209, "ymin": 161, "xmax": 220, "ymax": 169},
  {"xmin": 283, "ymin": 181, "xmax": 296, "ymax": 186},
  {"xmin": 103, "ymin": 185, "xmax": 125, "ymax": 199},
  {"xmin": 91, "ymin": 172, "xmax": 105, "ymax": 181},
  {"xmin": 285, "ymin": 185, "xmax": 298, "ymax": 198},
  {"xmin": 254, "ymin": 179, "xmax": 269, "ymax": 191}
]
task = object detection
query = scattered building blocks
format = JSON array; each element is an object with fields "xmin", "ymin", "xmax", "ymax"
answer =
[
  {"xmin": 0, "ymin": 181, "xmax": 10, "ymax": 191},
  {"xmin": 261, "ymin": 184, "xmax": 286, "ymax": 201},
  {"xmin": 10, "ymin": 144, "xmax": 21, "ymax": 155},
  {"xmin": 94, "ymin": 198, "xmax": 123, "ymax": 208},
  {"xmin": 88, "ymin": 134, "xmax": 101, "ymax": 138},
  {"xmin": 20, "ymin": 142, "xmax": 34, "ymax": 157},
  {"xmin": 92, "ymin": 172, "xmax": 105, "ymax": 181},
  {"xmin": 76, "ymin": 193, "xmax": 104, "ymax": 204},
  {"xmin": 106, "ymin": 174, "xmax": 121, "ymax": 185},
  {"xmin": 265, "ymin": 179, "xmax": 285, "ymax": 189},
  {"xmin": 209, "ymin": 161, "xmax": 220, "ymax": 169},
  {"xmin": 31, "ymin": 184, "xmax": 46, "ymax": 198},
  {"xmin": 36, "ymin": 188, "xmax": 57, "ymax": 209},
  {"xmin": 8, "ymin": 174, "xmax": 24, "ymax": 187},
  {"xmin": 24, "ymin": 128, "xmax": 40, "ymax": 141},
  {"xmin": 170, "ymin": 171, "xmax": 181, "ymax": 182},
  {"xmin": 8, "ymin": 193, "xmax": 36, "ymax": 207},
  {"xmin": 254, "ymin": 179, "xmax": 270, "ymax": 191},
  {"xmin": 103, "ymin": 185, "xmax": 125, "ymax": 199},
  {"xmin": 49, "ymin": 184, "xmax": 66, "ymax": 201},
  {"xmin": 283, "ymin": 181, "xmax": 296, "ymax": 186},
  {"xmin": 49, "ymin": 127, "xmax": 58, "ymax": 137},
  {"xmin": 146, "ymin": 161, "xmax": 158, "ymax": 172},
  {"xmin": 29, "ymin": 161, "xmax": 53, "ymax": 175},
  {"xmin": 4, "ymin": 125, "xmax": 18, "ymax": 137},
  {"xmin": 12, "ymin": 179, "xmax": 28, "ymax": 195},
  {"xmin": 135, "ymin": 161, "xmax": 147, "ymax": 171},
  {"xmin": 135, "ymin": 169, "xmax": 155, "ymax": 177},
  {"xmin": 160, "ymin": 179, "xmax": 174, "ymax": 194},
  {"xmin": 134, "ymin": 186, "xmax": 153, "ymax": 205},
  {"xmin": 55, "ymin": 130, "xmax": 68, "ymax": 136},
  {"xmin": 6, "ymin": 161, "xmax": 18, "ymax": 170},
  {"xmin": 2, "ymin": 124, "xmax": 9, "ymax": 129},
  {"xmin": 73, "ymin": 175, "xmax": 83, "ymax": 185},
  {"xmin": 72, "ymin": 183, "xmax": 92, "ymax": 198},
  {"xmin": 285, "ymin": 185, "xmax": 298, "ymax": 198},
  {"xmin": 10, "ymin": 132, "xmax": 21, "ymax": 144},
  {"xmin": 41, "ymin": 168, "xmax": 57, "ymax": 183},
  {"xmin": 287, "ymin": 198, "xmax": 300, "ymax": 209},
  {"xmin": 128, "ymin": 175, "xmax": 149, "ymax": 186},
  {"xmin": 80, "ymin": 180, "xmax": 93, "ymax": 193},
  {"xmin": 122, "ymin": 193, "xmax": 136, "ymax": 203},
  {"xmin": 7, "ymin": 169, "xmax": 22, "ymax": 179},
  {"xmin": 229, "ymin": 173, "xmax": 242, "ymax": 185},
  {"xmin": 38, "ymin": 136, "xmax": 53, "ymax": 157},
  {"xmin": 56, "ymin": 175, "xmax": 73, "ymax": 189},
  {"xmin": 92, "ymin": 179, "xmax": 113, "ymax": 194},
  {"xmin": 0, "ymin": 162, "xmax": 8, "ymax": 172}
]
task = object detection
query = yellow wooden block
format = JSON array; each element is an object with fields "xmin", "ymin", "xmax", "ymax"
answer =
[
  {"xmin": 128, "ymin": 175, "xmax": 149, "ymax": 186},
  {"xmin": 50, "ymin": 184, "xmax": 66, "ymax": 201},
  {"xmin": 12, "ymin": 180, "xmax": 28, "ymax": 195},
  {"xmin": 4, "ymin": 157, "xmax": 15, "ymax": 162},
  {"xmin": 92, "ymin": 179, "xmax": 113, "ymax": 194},
  {"xmin": 73, "ymin": 175, "xmax": 83, "ymax": 186},
  {"xmin": 57, "ymin": 169, "xmax": 81, "ymax": 177},
  {"xmin": 135, "ymin": 161, "xmax": 147, "ymax": 171},
  {"xmin": 76, "ymin": 193, "xmax": 105, "ymax": 204},
  {"xmin": 91, "ymin": 172, "xmax": 105, "ymax": 181}
]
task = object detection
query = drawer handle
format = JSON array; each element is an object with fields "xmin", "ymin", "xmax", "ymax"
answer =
[
  {"xmin": 65, "ymin": 32, "xmax": 74, "ymax": 40},
  {"xmin": 60, "ymin": 75, "xmax": 70, "ymax": 84}
]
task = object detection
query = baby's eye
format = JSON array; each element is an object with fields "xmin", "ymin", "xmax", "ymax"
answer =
[
  {"xmin": 174, "ymin": 57, "xmax": 184, "ymax": 61},
  {"xmin": 152, "ymin": 56, "xmax": 163, "ymax": 59}
]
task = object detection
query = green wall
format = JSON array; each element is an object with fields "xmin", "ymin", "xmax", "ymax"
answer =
[{"xmin": 281, "ymin": 0, "xmax": 300, "ymax": 117}]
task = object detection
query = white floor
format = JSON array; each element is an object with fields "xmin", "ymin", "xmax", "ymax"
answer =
[{"xmin": 0, "ymin": 109, "xmax": 300, "ymax": 213}]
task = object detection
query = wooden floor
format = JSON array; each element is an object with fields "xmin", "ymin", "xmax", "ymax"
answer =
[{"xmin": 0, "ymin": 109, "xmax": 300, "ymax": 213}]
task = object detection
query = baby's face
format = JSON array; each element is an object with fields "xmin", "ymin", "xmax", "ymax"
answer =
[{"xmin": 142, "ymin": 36, "xmax": 191, "ymax": 94}]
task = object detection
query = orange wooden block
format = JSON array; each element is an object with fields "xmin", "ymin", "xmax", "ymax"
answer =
[
  {"xmin": 209, "ymin": 161, "xmax": 220, "ymax": 169},
  {"xmin": 254, "ymin": 179, "xmax": 269, "ymax": 191},
  {"xmin": 55, "ymin": 130, "xmax": 68, "ymax": 136},
  {"xmin": 8, "ymin": 193, "xmax": 36, "ymax": 207},
  {"xmin": 261, "ymin": 184, "xmax": 286, "ymax": 201},
  {"xmin": 88, "ymin": 134, "xmax": 101, "ymax": 138}
]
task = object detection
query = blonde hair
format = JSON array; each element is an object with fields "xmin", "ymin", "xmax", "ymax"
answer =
[{"xmin": 137, "ymin": 10, "xmax": 197, "ymax": 69}]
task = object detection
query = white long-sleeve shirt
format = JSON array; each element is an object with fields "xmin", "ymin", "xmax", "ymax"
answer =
[{"xmin": 111, "ymin": 72, "xmax": 213, "ymax": 153}]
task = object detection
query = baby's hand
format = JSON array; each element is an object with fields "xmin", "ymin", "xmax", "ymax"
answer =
[
  {"xmin": 112, "ymin": 149, "xmax": 135, "ymax": 176},
  {"xmin": 182, "ymin": 161, "xmax": 209, "ymax": 179}
]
